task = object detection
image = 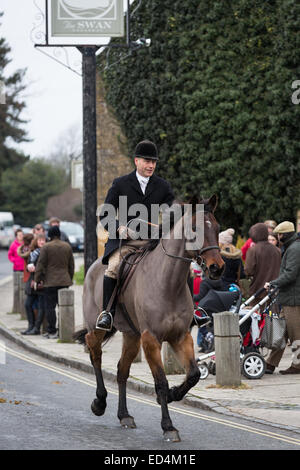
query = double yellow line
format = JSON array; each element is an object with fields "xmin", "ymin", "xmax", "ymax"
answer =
[{"xmin": 1, "ymin": 343, "xmax": 300, "ymax": 447}]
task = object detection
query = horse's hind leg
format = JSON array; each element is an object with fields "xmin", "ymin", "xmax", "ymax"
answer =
[
  {"xmin": 168, "ymin": 332, "xmax": 200, "ymax": 403},
  {"xmin": 141, "ymin": 330, "xmax": 180, "ymax": 442},
  {"xmin": 117, "ymin": 332, "xmax": 141, "ymax": 429},
  {"xmin": 85, "ymin": 329, "xmax": 107, "ymax": 416}
]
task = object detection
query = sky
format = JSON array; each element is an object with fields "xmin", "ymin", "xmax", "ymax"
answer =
[
  {"xmin": 0, "ymin": 0, "xmax": 130, "ymax": 159},
  {"xmin": 1, "ymin": 0, "xmax": 83, "ymax": 158}
]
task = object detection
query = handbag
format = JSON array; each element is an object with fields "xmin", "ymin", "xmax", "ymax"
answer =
[{"xmin": 261, "ymin": 314, "xmax": 287, "ymax": 350}]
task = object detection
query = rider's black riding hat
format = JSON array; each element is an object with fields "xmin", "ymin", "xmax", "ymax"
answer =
[{"xmin": 134, "ymin": 140, "xmax": 159, "ymax": 160}]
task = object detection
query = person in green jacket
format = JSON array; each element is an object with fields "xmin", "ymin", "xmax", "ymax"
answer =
[{"xmin": 264, "ymin": 221, "xmax": 300, "ymax": 375}]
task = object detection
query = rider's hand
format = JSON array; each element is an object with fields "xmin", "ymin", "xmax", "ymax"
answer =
[
  {"xmin": 118, "ymin": 225, "xmax": 138, "ymax": 240},
  {"xmin": 264, "ymin": 282, "xmax": 271, "ymax": 291},
  {"xmin": 118, "ymin": 226, "xmax": 128, "ymax": 239}
]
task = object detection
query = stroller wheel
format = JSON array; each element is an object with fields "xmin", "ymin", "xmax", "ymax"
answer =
[
  {"xmin": 198, "ymin": 363, "xmax": 209, "ymax": 380},
  {"xmin": 241, "ymin": 352, "xmax": 266, "ymax": 379},
  {"xmin": 208, "ymin": 360, "xmax": 216, "ymax": 375}
]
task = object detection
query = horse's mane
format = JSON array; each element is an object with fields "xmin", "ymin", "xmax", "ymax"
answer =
[
  {"xmin": 158, "ymin": 196, "xmax": 214, "ymax": 233},
  {"xmin": 135, "ymin": 195, "xmax": 216, "ymax": 249}
]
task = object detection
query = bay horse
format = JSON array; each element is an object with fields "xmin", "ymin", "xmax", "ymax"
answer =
[{"xmin": 75, "ymin": 195, "xmax": 224, "ymax": 442}]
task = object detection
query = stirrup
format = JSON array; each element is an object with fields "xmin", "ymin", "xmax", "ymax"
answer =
[{"xmin": 96, "ymin": 311, "xmax": 113, "ymax": 331}]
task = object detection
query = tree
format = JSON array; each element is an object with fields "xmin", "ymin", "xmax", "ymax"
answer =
[
  {"xmin": 1, "ymin": 159, "xmax": 68, "ymax": 226},
  {"xmin": 46, "ymin": 123, "xmax": 82, "ymax": 183},
  {"xmin": 0, "ymin": 11, "xmax": 29, "ymax": 207},
  {"xmin": 101, "ymin": 0, "xmax": 300, "ymax": 234}
]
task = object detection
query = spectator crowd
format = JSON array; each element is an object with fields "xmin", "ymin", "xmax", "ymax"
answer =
[
  {"xmin": 8, "ymin": 218, "xmax": 74, "ymax": 339},
  {"xmin": 192, "ymin": 218, "xmax": 300, "ymax": 376}
]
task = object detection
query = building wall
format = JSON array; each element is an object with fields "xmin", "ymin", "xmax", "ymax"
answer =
[
  {"xmin": 46, "ymin": 187, "xmax": 82, "ymax": 222},
  {"xmin": 96, "ymin": 75, "xmax": 133, "ymax": 255},
  {"xmin": 96, "ymin": 76, "xmax": 133, "ymax": 205}
]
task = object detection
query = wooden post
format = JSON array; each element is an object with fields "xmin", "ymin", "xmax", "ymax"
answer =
[
  {"xmin": 12, "ymin": 271, "xmax": 21, "ymax": 313},
  {"xmin": 162, "ymin": 342, "xmax": 185, "ymax": 375},
  {"xmin": 58, "ymin": 289, "xmax": 75, "ymax": 343},
  {"xmin": 19, "ymin": 277, "xmax": 26, "ymax": 320},
  {"xmin": 213, "ymin": 311, "xmax": 241, "ymax": 387}
]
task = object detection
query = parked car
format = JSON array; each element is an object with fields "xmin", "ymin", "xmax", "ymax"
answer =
[
  {"xmin": 0, "ymin": 212, "xmax": 15, "ymax": 248},
  {"xmin": 21, "ymin": 227, "xmax": 33, "ymax": 234},
  {"xmin": 59, "ymin": 221, "xmax": 84, "ymax": 252}
]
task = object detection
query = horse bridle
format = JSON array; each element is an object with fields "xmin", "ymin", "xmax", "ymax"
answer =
[
  {"xmin": 118, "ymin": 217, "xmax": 220, "ymax": 270},
  {"xmin": 195, "ymin": 244, "xmax": 221, "ymax": 271},
  {"xmin": 160, "ymin": 238, "xmax": 220, "ymax": 271}
]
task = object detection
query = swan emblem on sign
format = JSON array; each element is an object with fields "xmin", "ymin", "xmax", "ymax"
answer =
[{"xmin": 62, "ymin": 0, "xmax": 110, "ymax": 8}]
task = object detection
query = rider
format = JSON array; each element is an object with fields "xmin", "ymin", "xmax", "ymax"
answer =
[{"xmin": 96, "ymin": 140, "xmax": 175, "ymax": 331}]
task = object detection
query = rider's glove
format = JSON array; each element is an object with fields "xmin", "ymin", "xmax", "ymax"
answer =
[{"xmin": 118, "ymin": 226, "xmax": 138, "ymax": 240}]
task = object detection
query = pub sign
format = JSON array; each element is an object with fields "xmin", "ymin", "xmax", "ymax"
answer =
[{"xmin": 47, "ymin": 0, "xmax": 124, "ymax": 45}]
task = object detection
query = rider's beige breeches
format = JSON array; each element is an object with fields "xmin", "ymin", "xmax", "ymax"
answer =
[{"xmin": 105, "ymin": 240, "xmax": 149, "ymax": 279}]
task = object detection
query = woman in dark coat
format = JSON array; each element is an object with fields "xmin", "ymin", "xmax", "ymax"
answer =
[{"xmin": 245, "ymin": 223, "xmax": 281, "ymax": 302}]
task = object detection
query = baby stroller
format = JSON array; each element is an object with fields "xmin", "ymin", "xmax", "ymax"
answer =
[{"xmin": 194, "ymin": 286, "xmax": 279, "ymax": 380}]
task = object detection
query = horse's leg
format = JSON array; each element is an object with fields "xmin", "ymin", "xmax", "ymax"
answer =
[
  {"xmin": 117, "ymin": 332, "xmax": 141, "ymax": 429},
  {"xmin": 85, "ymin": 329, "xmax": 108, "ymax": 416},
  {"xmin": 168, "ymin": 332, "xmax": 200, "ymax": 403},
  {"xmin": 141, "ymin": 330, "xmax": 180, "ymax": 442}
]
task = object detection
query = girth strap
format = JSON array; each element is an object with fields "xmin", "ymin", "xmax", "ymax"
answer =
[{"xmin": 118, "ymin": 303, "xmax": 140, "ymax": 337}]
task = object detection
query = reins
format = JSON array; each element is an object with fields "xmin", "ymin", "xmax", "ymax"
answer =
[
  {"xmin": 160, "ymin": 238, "xmax": 191, "ymax": 263},
  {"xmin": 160, "ymin": 239, "xmax": 220, "ymax": 268},
  {"xmin": 118, "ymin": 216, "xmax": 221, "ymax": 268}
]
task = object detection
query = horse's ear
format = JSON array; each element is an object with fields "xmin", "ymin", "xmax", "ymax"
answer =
[{"xmin": 207, "ymin": 194, "xmax": 218, "ymax": 213}]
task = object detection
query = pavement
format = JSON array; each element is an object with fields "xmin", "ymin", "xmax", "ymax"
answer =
[{"xmin": 0, "ymin": 262, "xmax": 300, "ymax": 435}]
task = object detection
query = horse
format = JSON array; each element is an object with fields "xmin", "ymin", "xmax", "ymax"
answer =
[{"xmin": 75, "ymin": 195, "xmax": 225, "ymax": 442}]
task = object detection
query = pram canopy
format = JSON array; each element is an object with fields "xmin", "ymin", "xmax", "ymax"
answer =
[{"xmin": 197, "ymin": 289, "xmax": 240, "ymax": 316}]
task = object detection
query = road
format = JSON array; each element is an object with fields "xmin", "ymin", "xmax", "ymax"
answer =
[{"xmin": 0, "ymin": 336, "xmax": 300, "ymax": 453}]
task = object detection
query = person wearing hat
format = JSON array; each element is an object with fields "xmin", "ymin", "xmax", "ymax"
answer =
[
  {"xmin": 96, "ymin": 140, "xmax": 175, "ymax": 331},
  {"xmin": 245, "ymin": 223, "xmax": 281, "ymax": 303},
  {"xmin": 264, "ymin": 220, "xmax": 277, "ymax": 233},
  {"xmin": 34, "ymin": 225, "xmax": 75, "ymax": 338},
  {"xmin": 218, "ymin": 228, "xmax": 245, "ymax": 289},
  {"xmin": 264, "ymin": 221, "xmax": 300, "ymax": 375}
]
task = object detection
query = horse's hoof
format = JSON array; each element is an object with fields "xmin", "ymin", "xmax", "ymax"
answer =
[
  {"xmin": 120, "ymin": 416, "xmax": 136, "ymax": 429},
  {"xmin": 163, "ymin": 430, "xmax": 181, "ymax": 443},
  {"xmin": 91, "ymin": 398, "xmax": 106, "ymax": 416}
]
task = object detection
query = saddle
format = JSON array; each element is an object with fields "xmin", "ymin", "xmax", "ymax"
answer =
[{"xmin": 108, "ymin": 241, "xmax": 157, "ymax": 335}]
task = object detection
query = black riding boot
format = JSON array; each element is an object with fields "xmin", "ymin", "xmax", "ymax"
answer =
[{"xmin": 96, "ymin": 276, "xmax": 117, "ymax": 331}]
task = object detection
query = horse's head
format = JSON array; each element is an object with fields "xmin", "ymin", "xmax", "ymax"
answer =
[{"xmin": 187, "ymin": 195, "xmax": 225, "ymax": 280}]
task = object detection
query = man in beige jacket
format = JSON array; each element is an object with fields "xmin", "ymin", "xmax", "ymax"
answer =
[{"xmin": 35, "ymin": 226, "xmax": 74, "ymax": 338}]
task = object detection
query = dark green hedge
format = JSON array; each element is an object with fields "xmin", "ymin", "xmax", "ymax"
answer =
[{"xmin": 101, "ymin": 0, "xmax": 300, "ymax": 234}]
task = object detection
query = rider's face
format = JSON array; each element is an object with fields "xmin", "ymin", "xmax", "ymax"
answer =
[{"xmin": 135, "ymin": 157, "xmax": 157, "ymax": 178}]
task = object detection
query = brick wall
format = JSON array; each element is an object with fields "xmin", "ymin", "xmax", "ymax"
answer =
[
  {"xmin": 96, "ymin": 76, "xmax": 133, "ymax": 205},
  {"xmin": 96, "ymin": 75, "xmax": 133, "ymax": 255}
]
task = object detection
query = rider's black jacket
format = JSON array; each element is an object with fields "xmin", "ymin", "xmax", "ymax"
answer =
[{"xmin": 100, "ymin": 170, "xmax": 174, "ymax": 264}]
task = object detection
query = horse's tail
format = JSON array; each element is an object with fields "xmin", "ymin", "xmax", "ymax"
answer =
[
  {"xmin": 73, "ymin": 328, "xmax": 88, "ymax": 344},
  {"xmin": 73, "ymin": 327, "xmax": 117, "ymax": 346}
]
